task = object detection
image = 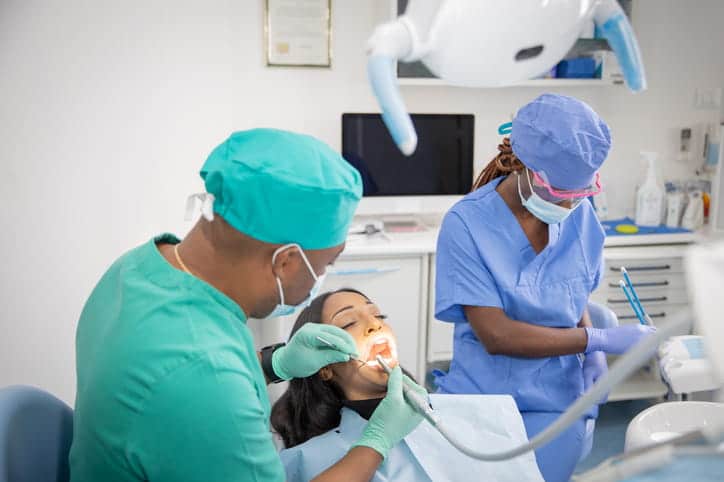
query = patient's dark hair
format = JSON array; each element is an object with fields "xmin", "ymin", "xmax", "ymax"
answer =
[{"xmin": 270, "ymin": 288, "xmax": 413, "ymax": 448}]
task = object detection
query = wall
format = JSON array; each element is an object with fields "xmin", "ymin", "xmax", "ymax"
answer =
[
  {"xmin": 1, "ymin": 0, "xmax": 723, "ymax": 404},
  {"xmin": 0, "ymin": 0, "xmax": 234, "ymax": 404}
]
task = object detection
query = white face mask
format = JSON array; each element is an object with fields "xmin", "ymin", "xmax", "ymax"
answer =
[{"xmin": 267, "ymin": 244, "xmax": 326, "ymax": 319}]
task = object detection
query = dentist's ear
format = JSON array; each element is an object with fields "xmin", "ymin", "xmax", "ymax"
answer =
[{"xmin": 319, "ymin": 366, "xmax": 334, "ymax": 381}]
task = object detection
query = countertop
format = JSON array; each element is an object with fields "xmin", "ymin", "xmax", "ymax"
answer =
[{"xmin": 342, "ymin": 225, "xmax": 701, "ymax": 258}]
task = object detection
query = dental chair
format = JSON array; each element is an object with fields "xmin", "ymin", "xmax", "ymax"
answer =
[{"xmin": 0, "ymin": 385, "xmax": 73, "ymax": 482}]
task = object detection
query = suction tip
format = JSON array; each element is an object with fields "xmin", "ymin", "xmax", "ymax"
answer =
[{"xmin": 376, "ymin": 355, "xmax": 392, "ymax": 374}]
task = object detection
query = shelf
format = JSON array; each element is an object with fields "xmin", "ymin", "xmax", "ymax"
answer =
[{"xmin": 398, "ymin": 77, "xmax": 620, "ymax": 88}]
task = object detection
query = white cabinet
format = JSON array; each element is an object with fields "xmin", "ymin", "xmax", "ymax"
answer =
[
  {"xmin": 427, "ymin": 255, "xmax": 455, "ymax": 362},
  {"xmin": 324, "ymin": 254, "xmax": 429, "ymax": 380}
]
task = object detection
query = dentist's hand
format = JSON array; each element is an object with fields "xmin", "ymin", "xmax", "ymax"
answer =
[
  {"xmin": 585, "ymin": 325, "xmax": 656, "ymax": 355},
  {"xmin": 353, "ymin": 366, "xmax": 425, "ymax": 458},
  {"xmin": 272, "ymin": 323, "xmax": 358, "ymax": 380}
]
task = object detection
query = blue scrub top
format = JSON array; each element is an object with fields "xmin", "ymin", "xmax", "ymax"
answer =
[{"xmin": 434, "ymin": 176, "xmax": 605, "ymax": 413}]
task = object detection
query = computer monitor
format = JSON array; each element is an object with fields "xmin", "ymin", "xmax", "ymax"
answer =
[{"xmin": 342, "ymin": 113, "xmax": 474, "ymax": 215}]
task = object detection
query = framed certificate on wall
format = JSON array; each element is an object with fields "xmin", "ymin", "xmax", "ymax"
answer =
[{"xmin": 265, "ymin": 0, "xmax": 332, "ymax": 67}]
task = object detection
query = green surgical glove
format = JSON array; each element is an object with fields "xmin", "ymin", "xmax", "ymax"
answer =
[
  {"xmin": 353, "ymin": 366, "xmax": 426, "ymax": 458},
  {"xmin": 272, "ymin": 323, "xmax": 358, "ymax": 380}
]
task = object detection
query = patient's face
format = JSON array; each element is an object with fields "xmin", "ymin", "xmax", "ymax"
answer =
[{"xmin": 320, "ymin": 291, "xmax": 399, "ymax": 399}]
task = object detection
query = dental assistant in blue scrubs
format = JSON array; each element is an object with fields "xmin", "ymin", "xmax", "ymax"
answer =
[{"xmin": 434, "ymin": 94, "xmax": 655, "ymax": 482}]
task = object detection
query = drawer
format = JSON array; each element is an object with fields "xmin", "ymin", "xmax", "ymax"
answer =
[
  {"xmin": 599, "ymin": 273, "xmax": 685, "ymax": 291},
  {"xmin": 593, "ymin": 268, "xmax": 688, "ymax": 308},
  {"xmin": 596, "ymin": 285, "xmax": 688, "ymax": 306},
  {"xmin": 604, "ymin": 257, "xmax": 684, "ymax": 277}
]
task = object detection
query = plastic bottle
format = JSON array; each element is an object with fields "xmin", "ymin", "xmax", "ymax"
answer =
[
  {"xmin": 682, "ymin": 189, "xmax": 704, "ymax": 231},
  {"xmin": 635, "ymin": 151, "xmax": 665, "ymax": 227},
  {"xmin": 665, "ymin": 182, "xmax": 685, "ymax": 228}
]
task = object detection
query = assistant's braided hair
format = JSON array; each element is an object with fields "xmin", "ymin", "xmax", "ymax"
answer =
[{"xmin": 471, "ymin": 137, "xmax": 525, "ymax": 191}]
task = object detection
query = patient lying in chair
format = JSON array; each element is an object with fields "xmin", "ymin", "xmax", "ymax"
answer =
[{"xmin": 271, "ymin": 288, "xmax": 544, "ymax": 482}]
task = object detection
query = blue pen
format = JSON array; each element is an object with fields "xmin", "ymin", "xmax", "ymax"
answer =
[
  {"xmin": 618, "ymin": 279, "xmax": 647, "ymax": 325},
  {"xmin": 621, "ymin": 267, "xmax": 646, "ymax": 322}
]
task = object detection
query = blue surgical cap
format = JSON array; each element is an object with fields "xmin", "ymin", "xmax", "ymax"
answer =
[
  {"xmin": 201, "ymin": 129, "xmax": 362, "ymax": 250},
  {"xmin": 510, "ymin": 94, "xmax": 611, "ymax": 190}
]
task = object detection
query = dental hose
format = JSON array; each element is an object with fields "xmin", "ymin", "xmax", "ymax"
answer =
[{"xmin": 382, "ymin": 310, "xmax": 692, "ymax": 461}]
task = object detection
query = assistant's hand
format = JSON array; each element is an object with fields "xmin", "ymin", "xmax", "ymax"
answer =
[
  {"xmin": 353, "ymin": 366, "xmax": 425, "ymax": 458},
  {"xmin": 585, "ymin": 325, "xmax": 656, "ymax": 355},
  {"xmin": 272, "ymin": 323, "xmax": 358, "ymax": 380},
  {"xmin": 583, "ymin": 351, "xmax": 609, "ymax": 404}
]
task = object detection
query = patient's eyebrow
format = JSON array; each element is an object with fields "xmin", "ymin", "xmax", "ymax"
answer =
[
  {"xmin": 331, "ymin": 301, "xmax": 375, "ymax": 320},
  {"xmin": 331, "ymin": 305, "xmax": 354, "ymax": 320}
]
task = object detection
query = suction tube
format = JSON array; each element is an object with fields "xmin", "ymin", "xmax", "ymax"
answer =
[
  {"xmin": 594, "ymin": 0, "xmax": 647, "ymax": 92},
  {"xmin": 424, "ymin": 311, "xmax": 692, "ymax": 461},
  {"xmin": 367, "ymin": 21, "xmax": 417, "ymax": 155}
]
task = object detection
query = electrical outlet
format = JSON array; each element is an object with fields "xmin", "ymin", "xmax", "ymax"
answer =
[{"xmin": 694, "ymin": 87, "xmax": 723, "ymax": 110}]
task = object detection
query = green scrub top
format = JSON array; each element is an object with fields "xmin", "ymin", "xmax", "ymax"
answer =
[{"xmin": 70, "ymin": 234, "xmax": 285, "ymax": 482}]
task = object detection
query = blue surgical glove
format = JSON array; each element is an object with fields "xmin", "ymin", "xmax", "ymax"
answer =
[
  {"xmin": 585, "ymin": 324, "xmax": 656, "ymax": 355},
  {"xmin": 272, "ymin": 323, "xmax": 358, "ymax": 380},
  {"xmin": 583, "ymin": 351, "xmax": 609, "ymax": 404},
  {"xmin": 353, "ymin": 366, "xmax": 425, "ymax": 458}
]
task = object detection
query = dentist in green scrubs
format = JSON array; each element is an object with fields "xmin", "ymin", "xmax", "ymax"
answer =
[{"xmin": 70, "ymin": 129, "xmax": 424, "ymax": 482}]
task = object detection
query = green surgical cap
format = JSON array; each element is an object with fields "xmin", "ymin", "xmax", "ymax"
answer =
[{"xmin": 201, "ymin": 129, "xmax": 362, "ymax": 250}]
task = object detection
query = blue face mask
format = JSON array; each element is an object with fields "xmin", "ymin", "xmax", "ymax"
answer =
[
  {"xmin": 517, "ymin": 171, "xmax": 575, "ymax": 225},
  {"xmin": 267, "ymin": 244, "xmax": 326, "ymax": 319}
]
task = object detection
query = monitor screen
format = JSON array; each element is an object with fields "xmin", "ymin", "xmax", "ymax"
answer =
[{"xmin": 341, "ymin": 113, "xmax": 474, "ymax": 196}]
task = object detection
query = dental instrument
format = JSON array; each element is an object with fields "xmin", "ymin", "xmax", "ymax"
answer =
[
  {"xmin": 316, "ymin": 335, "xmax": 367, "ymax": 365},
  {"xmin": 621, "ymin": 267, "xmax": 648, "ymax": 323},
  {"xmin": 376, "ymin": 355, "xmax": 439, "ymax": 426},
  {"xmin": 618, "ymin": 280, "xmax": 647, "ymax": 325}
]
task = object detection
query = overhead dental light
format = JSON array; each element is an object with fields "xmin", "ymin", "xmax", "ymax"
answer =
[{"xmin": 367, "ymin": 0, "xmax": 647, "ymax": 155}]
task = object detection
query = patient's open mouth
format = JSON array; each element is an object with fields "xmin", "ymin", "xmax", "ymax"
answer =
[
  {"xmin": 367, "ymin": 340, "xmax": 392, "ymax": 361},
  {"xmin": 363, "ymin": 336, "xmax": 398, "ymax": 369}
]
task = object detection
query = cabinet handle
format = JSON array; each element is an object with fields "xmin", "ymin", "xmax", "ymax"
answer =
[
  {"xmin": 328, "ymin": 267, "xmax": 401, "ymax": 276},
  {"xmin": 607, "ymin": 296, "xmax": 668, "ymax": 304},
  {"xmin": 619, "ymin": 312, "xmax": 666, "ymax": 320},
  {"xmin": 609, "ymin": 264, "xmax": 671, "ymax": 272},
  {"xmin": 608, "ymin": 281, "xmax": 669, "ymax": 288}
]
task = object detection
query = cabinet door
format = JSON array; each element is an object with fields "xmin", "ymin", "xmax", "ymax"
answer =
[
  {"xmin": 427, "ymin": 255, "xmax": 455, "ymax": 361},
  {"xmin": 324, "ymin": 255, "xmax": 426, "ymax": 380}
]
